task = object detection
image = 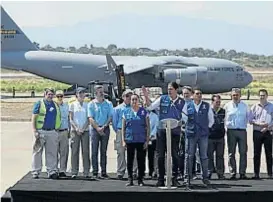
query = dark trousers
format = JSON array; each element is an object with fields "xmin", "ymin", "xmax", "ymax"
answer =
[
  {"xmin": 127, "ymin": 143, "xmax": 146, "ymax": 180},
  {"xmin": 178, "ymin": 132, "xmax": 185, "ymax": 176},
  {"xmin": 91, "ymin": 127, "xmax": 110, "ymax": 175},
  {"xmin": 208, "ymin": 138, "xmax": 225, "ymax": 176},
  {"xmin": 253, "ymin": 131, "xmax": 272, "ymax": 175},
  {"xmin": 148, "ymin": 140, "xmax": 157, "ymax": 176},
  {"xmin": 157, "ymin": 130, "xmax": 180, "ymax": 181}
]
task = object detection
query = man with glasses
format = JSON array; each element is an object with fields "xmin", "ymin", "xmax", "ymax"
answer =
[
  {"xmin": 224, "ymin": 88, "xmax": 249, "ymax": 180},
  {"xmin": 55, "ymin": 90, "xmax": 70, "ymax": 177},
  {"xmin": 112, "ymin": 89, "xmax": 138, "ymax": 179},
  {"xmin": 88, "ymin": 85, "xmax": 114, "ymax": 178},
  {"xmin": 31, "ymin": 88, "xmax": 61, "ymax": 179},
  {"xmin": 208, "ymin": 94, "xmax": 226, "ymax": 179},
  {"xmin": 143, "ymin": 82, "xmax": 185, "ymax": 187},
  {"xmin": 182, "ymin": 88, "xmax": 214, "ymax": 186},
  {"xmin": 249, "ymin": 89, "xmax": 273, "ymax": 179}
]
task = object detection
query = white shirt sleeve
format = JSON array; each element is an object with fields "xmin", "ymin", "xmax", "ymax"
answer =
[
  {"xmin": 146, "ymin": 97, "xmax": 161, "ymax": 111},
  {"xmin": 208, "ymin": 107, "xmax": 215, "ymax": 128}
]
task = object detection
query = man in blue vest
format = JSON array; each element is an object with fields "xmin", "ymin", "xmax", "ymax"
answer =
[
  {"xmin": 182, "ymin": 87, "xmax": 214, "ymax": 186},
  {"xmin": 143, "ymin": 82, "xmax": 185, "ymax": 187}
]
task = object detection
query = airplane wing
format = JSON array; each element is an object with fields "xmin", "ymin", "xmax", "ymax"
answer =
[{"xmin": 104, "ymin": 54, "xmax": 178, "ymax": 75}]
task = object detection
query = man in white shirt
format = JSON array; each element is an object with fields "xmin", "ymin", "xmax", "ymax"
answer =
[
  {"xmin": 183, "ymin": 88, "xmax": 214, "ymax": 186},
  {"xmin": 69, "ymin": 87, "xmax": 90, "ymax": 178},
  {"xmin": 224, "ymin": 88, "xmax": 249, "ymax": 180}
]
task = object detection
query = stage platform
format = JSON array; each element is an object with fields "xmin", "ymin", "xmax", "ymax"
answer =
[{"xmin": 2, "ymin": 172, "xmax": 273, "ymax": 202}]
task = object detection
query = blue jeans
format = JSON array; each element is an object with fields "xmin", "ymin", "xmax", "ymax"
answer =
[
  {"xmin": 186, "ymin": 135, "xmax": 209, "ymax": 179},
  {"xmin": 90, "ymin": 127, "xmax": 110, "ymax": 174}
]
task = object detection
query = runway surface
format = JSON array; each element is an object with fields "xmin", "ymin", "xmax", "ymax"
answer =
[{"xmin": 1, "ymin": 122, "xmax": 270, "ymax": 196}]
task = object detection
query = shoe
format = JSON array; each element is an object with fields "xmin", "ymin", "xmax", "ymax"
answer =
[
  {"xmin": 252, "ymin": 174, "xmax": 260, "ymax": 179},
  {"xmin": 152, "ymin": 174, "xmax": 158, "ymax": 180},
  {"xmin": 49, "ymin": 173, "xmax": 58, "ymax": 179},
  {"xmin": 59, "ymin": 172, "xmax": 66, "ymax": 177},
  {"xmin": 202, "ymin": 178, "xmax": 211, "ymax": 186},
  {"xmin": 126, "ymin": 179, "xmax": 134, "ymax": 186},
  {"xmin": 218, "ymin": 174, "xmax": 225, "ymax": 180},
  {"xmin": 156, "ymin": 180, "xmax": 165, "ymax": 187},
  {"xmin": 93, "ymin": 173, "xmax": 99, "ymax": 178},
  {"xmin": 240, "ymin": 174, "xmax": 248, "ymax": 179},
  {"xmin": 101, "ymin": 173, "xmax": 109, "ymax": 179},
  {"xmin": 192, "ymin": 175, "xmax": 198, "ymax": 180},
  {"xmin": 117, "ymin": 175, "xmax": 123, "ymax": 180},
  {"xmin": 172, "ymin": 178, "xmax": 181, "ymax": 187},
  {"xmin": 32, "ymin": 174, "xmax": 39, "ymax": 179},
  {"xmin": 138, "ymin": 179, "xmax": 144, "ymax": 186},
  {"xmin": 230, "ymin": 174, "xmax": 236, "ymax": 180},
  {"xmin": 71, "ymin": 174, "xmax": 77, "ymax": 179}
]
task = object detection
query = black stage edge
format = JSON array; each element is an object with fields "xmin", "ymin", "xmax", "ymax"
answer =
[{"xmin": 2, "ymin": 172, "xmax": 273, "ymax": 202}]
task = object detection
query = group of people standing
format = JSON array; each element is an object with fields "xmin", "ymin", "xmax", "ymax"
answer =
[{"xmin": 31, "ymin": 82, "xmax": 273, "ymax": 188}]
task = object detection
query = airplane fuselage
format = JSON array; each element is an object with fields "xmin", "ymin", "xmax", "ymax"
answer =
[{"xmin": 1, "ymin": 50, "xmax": 253, "ymax": 93}]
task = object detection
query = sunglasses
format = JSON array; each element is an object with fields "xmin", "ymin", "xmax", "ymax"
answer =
[
  {"xmin": 56, "ymin": 95, "xmax": 63, "ymax": 98},
  {"xmin": 47, "ymin": 93, "xmax": 54, "ymax": 96}
]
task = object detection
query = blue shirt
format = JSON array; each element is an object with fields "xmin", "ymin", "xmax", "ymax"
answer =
[
  {"xmin": 59, "ymin": 102, "xmax": 69, "ymax": 130},
  {"xmin": 112, "ymin": 103, "xmax": 130, "ymax": 132},
  {"xmin": 33, "ymin": 99, "xmax": 57, "ymax": 130},
  {"xmin": 224, "ymin": 101, "xmax": 250, "ymax": 129},
  {"xmin": 88, "ymin": 99, "xmax": 114, "ymax": 127},
  {"xmin": 123, "ymin": 107, "xmax": 148, "ymax": 143},
  {"xmin": 149, "ymin": 111, "xmax": 159, "ymax": 138}
]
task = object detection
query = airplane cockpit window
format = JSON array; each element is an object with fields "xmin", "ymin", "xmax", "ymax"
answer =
[{"xmin": 236, "ymin": 66, "xmax": 244, "ymax": 71}]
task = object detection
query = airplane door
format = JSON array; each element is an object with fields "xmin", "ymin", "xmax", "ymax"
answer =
[{"xmin": 195, "ymin": 66, "xmax": 208, "ymax": 84}]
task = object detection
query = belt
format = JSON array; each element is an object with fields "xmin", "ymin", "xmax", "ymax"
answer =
[
  {"xmin": 58, "ymin": 129, "xmax": 68, "ymax": 132},
  {"xmin": 42, "ymin": 128, "xmax": 55, "ymax": 131},
  {"xmin": 228, "ymin": 128, "xmax": 246, "ymax": 131}
]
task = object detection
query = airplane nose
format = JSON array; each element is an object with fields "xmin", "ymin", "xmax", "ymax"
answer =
[{"xmin": 244, "ymin": 71, "xmax": 253, "ymax": 85}]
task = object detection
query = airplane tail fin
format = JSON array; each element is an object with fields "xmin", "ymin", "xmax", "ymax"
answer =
[
  {"xmin": 1, "ymin": 7, "xmax": 38, "ymax": 52},
  {"xmin": 106, "ymin": 54, "xmax": 118, "ymax": 70}
]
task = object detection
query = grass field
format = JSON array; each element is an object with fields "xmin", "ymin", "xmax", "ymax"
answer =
[
  {"xmin": 1, "ymin": 78, "xmax": 70, "ymax": 93},
  {"xmin": 1, "ymin": 75, "xmax": 273, "ymax": 95}
]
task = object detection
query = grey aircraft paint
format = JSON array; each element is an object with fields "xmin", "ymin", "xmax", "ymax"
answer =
[{"xmin": 1, "ymin": 7, "xmax": 253, "ymax": 93}]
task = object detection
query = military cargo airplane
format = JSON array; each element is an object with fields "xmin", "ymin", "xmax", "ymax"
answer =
[{"xmin": 1, "ymin": 7, "xmax": 253, "ymax": 94}]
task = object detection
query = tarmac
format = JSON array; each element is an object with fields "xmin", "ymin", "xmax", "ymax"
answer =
[{"xmin": 0, "ymin": 121, "xmax": 270, "ymax": 196}]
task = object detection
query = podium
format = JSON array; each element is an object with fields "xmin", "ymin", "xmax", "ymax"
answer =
[{"xmin": 159, "ymin": 118, "xmax": 181, "ymax": 189}]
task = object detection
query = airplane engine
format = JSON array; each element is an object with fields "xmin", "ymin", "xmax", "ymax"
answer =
[{"xmin": 163, "ymin": 68, "xmax": 197, "ymax": 86}]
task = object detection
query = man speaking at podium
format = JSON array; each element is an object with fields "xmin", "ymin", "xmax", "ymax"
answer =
[{"xmin": 143, "ymin": 82, "xmax": 185, "ymax": 187}]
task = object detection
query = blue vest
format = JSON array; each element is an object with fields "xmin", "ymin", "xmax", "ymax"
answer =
[
  {"xmin": 159, "ymin": 95, "xmax": 185, "ymax": 135},
  {"xmin": 124, "ymin": 107, "xmax": 148, "ymax": 143},
  {"xmin": 185, "ymin": 101, "xmax": 209, "ymax": 138}
]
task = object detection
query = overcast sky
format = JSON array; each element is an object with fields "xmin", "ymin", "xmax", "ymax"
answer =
[{"xmin": 2, "ymin": 1, "xmax": 273, "ymax": 30}]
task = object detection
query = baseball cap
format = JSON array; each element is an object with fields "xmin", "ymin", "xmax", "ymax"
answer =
[
  {"xmin": 94, "ymin": 85, "xmax": 103, "ymax": 91},
  {"xmin": 44, "ymin": 87, "xmax": 55, "ymax": 94},
  {"xmin": 55, "ymin": 90, "xmax": 64, "ymax": 95},
  {"xmin": 122, "ymin": 89, "xmax": 133, "ymax": 97},
  {"xmin": 76, "ymin": 87, "xmax": 86, "ymax": 94}
]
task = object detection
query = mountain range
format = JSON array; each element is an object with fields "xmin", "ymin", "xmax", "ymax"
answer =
[{"xmin": 23, "ymin": 14, "xmax": 273, "ymax": 56}]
